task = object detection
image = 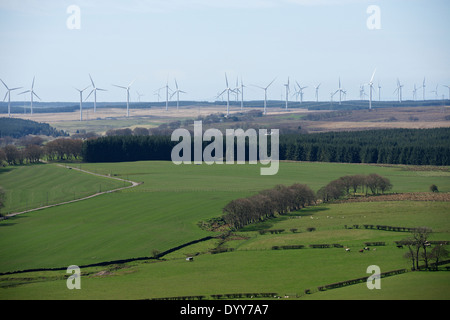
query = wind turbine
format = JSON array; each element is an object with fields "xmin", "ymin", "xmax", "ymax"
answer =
[
  {"xmin": 217, "ymin": 73, "xmax": 236, "ymax": 117},
  {"xmin": 136, "ymin": 91, "xmax": 144, "ymax": 102},
  {"xmin": 253, "ymin": 78, "xmax": 276, "ymax": 115},
  {"xmin": 75, "ymin": 85, "xmax": 90, "ymax": 121},
  {"xmin": 442, "ymin": 84, "xmax": 450, "ymax": 100},
  {"xmin": 113, "ymin": 79, "xmax": 135, "ymax": 117},
  {"xmin": 158, "ymin": 80, "xmax": 172, "ymax": 111},
  {"xmin": 431, "ymin": 85, "xmax": 438, "ymax": 99},
  {"xmin": 314, "ymin": 83, "xmax": 321, "ymax": 102},
  {"xmin": 421, "ymin": 77, "xmax": 426, "ymax": 100},
  {"xmin": 18, "ymin": 76, "xmax": 41, "ymax": 115},
  {"xmin": 294, "ymin": 81, "xmax": 307, "ymax": 103},
  {"xmin": 85, "ymin": 74, "xmax": 107, "ymax": 113},
  {"xmin": 394, "ymin": 78, "xmax": 403, "ymax": 102},
  {"xmin": 334, "ymin": 78, "xmax": 345, "ymax": 105},
  {"xmin": 365, "ymin": 69, "xmax": 376, "ymax": 110},
  {"xmin": 412, "ymin": 84, "xmax": 418, "ymax": 101},
  {"xmin": 377, "ymin": 81, "xmax": 382, "ymax": 101},
  {"xmin": 1, "ymin": 79, "xmax": 22, "ymax": 117},
  {"xmin": 240, "ymin": 78, "xmax": 246, "ymax": 111},
  {"xmin": 234, "ymin": 77, "xmax": 240, "ymax": 103},
  {"xmin": 170, "ymin": 78, "xmax": 186, "ymax": 110},
  {"xmin": 283, "ymin": 77, "xmax": 290, "ymax": 110}
]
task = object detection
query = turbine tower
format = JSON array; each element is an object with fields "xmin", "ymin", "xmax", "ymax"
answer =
[
  {"xmin": 85, "ymin": 74, "xmax": 107, "ymax": 113},
  {"xmin": 113, "ymin": 79, "xmax": 135, "ymax": 117},
  {"xmin": 314, "ymin": 83, "xmax": 321, "ymax": 102},
  {"xmin": 75, "ymin": 85, "xmax": 90, "ymax": 121},
  {"xmin": 253, "ymin": 78, "xmax": 276, "ymax": 115},
  {"xmin": 284, "ymin": 77, "xmax": 290, "ymax": 110},
  {"xmin": 217, "ymin": 73, "xmax": 236, "ymax": 117},
  {"xmin": 170, "ymin": 78, "xmax": 186, "ymax": 110},
  {"xmin": 18, "ymin": 76, "xmax": 41, "ymax": 115},
  {"xmin": 1, "ymin": 79, "xmax": 22, "ymax": 117}
]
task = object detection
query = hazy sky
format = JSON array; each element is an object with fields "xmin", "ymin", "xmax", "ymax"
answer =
[{"xmin": 0, "ymin": 0, "xmax": 449, "ymax": 102}]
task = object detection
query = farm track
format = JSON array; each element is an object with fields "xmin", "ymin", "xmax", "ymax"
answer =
[{"xmin": 1, "ymin": 164, "xmax": 142, "ymax": 220}]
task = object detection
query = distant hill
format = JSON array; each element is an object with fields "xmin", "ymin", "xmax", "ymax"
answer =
[{"xmin": 0, "ymin": 118, "xmax": 68, "ymax": 138}]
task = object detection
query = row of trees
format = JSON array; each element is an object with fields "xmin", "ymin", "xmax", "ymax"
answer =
[
  {"xmin": 81, "ymin": 128, "xmax": 450, "ymax": 166},
  {"xmin": 222, "ymin": 184, "xmax": 316, "ymax": 230},
  {"xmin": 317, "ymin": 174, "xmax": 392, "ymax": 202},
  {"xmin": 0, "ymin": 138, "xmax": 83, "ymax": 165}
]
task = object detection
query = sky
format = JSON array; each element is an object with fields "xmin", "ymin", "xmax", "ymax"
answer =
[{"xmin": 0, "ymin": 0, "xmax": 449, "ymax": 103}]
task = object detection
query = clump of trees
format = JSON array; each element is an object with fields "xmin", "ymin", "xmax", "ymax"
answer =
[
  {"xmin": 221, "ymin": 183, "xmax": 316, "ymax": 230},
  {"xmin": 399, "ymin": 227, "xmax": 449, "ymax": 270},
  {"xmin": 317, "ymin": 173, "xmax": 392, "ymax": 202}
]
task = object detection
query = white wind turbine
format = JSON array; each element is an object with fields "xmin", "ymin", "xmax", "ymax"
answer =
[
  {"xmin": 85, "ymin": 74, "xmax": 107, "ymax": 113},
  {"xmin": 239, "ymin": 78, "xmax": 246, "ymax": 111},
  {"xmin": 1, "ymin": 79, "xmax": 22, "ymax": 117},
  {"xmin": 170, "ymin": 78, "xmax": 186, "ymax": 110},
  {"xmin": 284, "ymin": 77, "xmax": 290, "ymax": 110},
  {"xmin": 334, "ymin": 78, "xmax": 345, "ymax": 105},
  {"xmin": 75, "ymin": 85, "xmax": 90, "ymax": 121},
  {"xmin": 421, "ymin": 77, "xmax": 426, "ymax": 100},
  {"xmin": 18, "ymin": 76, "xmax": 41, "ymax": 115},
  {"xmin": 294, "ymin": 81, "xmax": 307, "ymax": 103},
  {"xmin": 253, "ymin": 78, "xmax": 276, "ymax": 115},
  {"xmin": 314, "ymin": 83, "xmax": 321, "ymax": 102},
  {"xmin": 113, "ymin": 79, "xmax": 135, "ymax": 117},
  {"xmin": 234, "ymin": 77, "xmax": 240, "ymax": 103},
  {"xmin": 412, "ymin": 84, "xmax": 418, "ymax": 101},
  {"xmin": 394, "ymin": 78, "xmax": 403, "ymax": 102},
  {"xmin": 136, "ymin": 91, "xmax": 144, "ymax": 102},
  {"xmin": 431, "ymin": 85, "xmax": 438, "ymax": 99},
  {"xmin": 158, "ymin": 80, "xmax": 172, "ymax": 111},
  {"xmin": 365, "ymin": 69, "xmax": 376, "ymax": 110},
  {"xmin": 217, "ymin": 73, "xmax": 236, "ymax": 117},
  {"xmin": 442, "ymin": 84, "xmax": 450, "ymax": 100},
  {"xmin": 377, "ymin": 81, "xmax": 382, "ymax": 101}
]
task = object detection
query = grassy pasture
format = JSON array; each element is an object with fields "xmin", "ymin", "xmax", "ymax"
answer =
[
  {"xmin": 0, "ymin": 161, "xmax": 449, "ymax": 299},
  {"xmin": 0, "ymin": 164, "xmax": 129, "ymax": 215}
]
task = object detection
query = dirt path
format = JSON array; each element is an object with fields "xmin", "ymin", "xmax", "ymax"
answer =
[{"xmin": 1, "ymin": 164, "xmax": 141, "ymax": 220}]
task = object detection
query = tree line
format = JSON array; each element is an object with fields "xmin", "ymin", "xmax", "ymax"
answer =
[
  {"xmin": 81, "ymin": 127, "xmax": 450, "ymax": 166},
  {"xmin": 0, "ymin": 138, "xmax": 83, "ymax": 165},
  {"xmin": 220, "ymin": 184, "xmax": 317, "ymax": 230}
]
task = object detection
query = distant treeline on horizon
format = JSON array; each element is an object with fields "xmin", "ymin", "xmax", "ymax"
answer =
[{"xmin": 0, "ymin": 99, "xmax": 448, "ymax": 114}]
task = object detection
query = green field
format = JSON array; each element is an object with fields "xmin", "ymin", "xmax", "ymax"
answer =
[
  {"xmin": 0, "ymin": 164, "xmax": 130, "ymax": 215},
  {"xmin": 0, "ymin": 161, "xmax": 449, "ymax": 299}
]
